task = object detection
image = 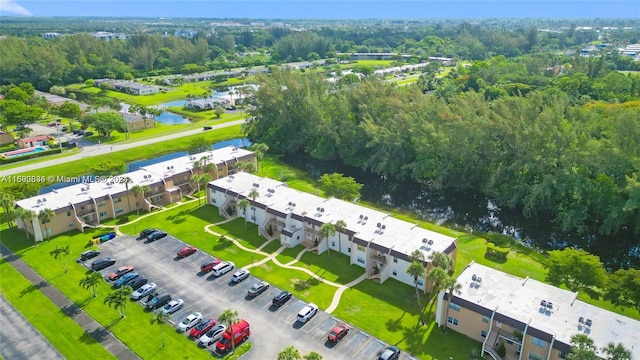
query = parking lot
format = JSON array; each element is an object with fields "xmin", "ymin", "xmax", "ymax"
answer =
[{"xmin": 86, "ymin": 234, "xmax": 415, "ymax": 360}]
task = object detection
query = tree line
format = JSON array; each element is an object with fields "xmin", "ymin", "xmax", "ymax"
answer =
[{"xmin": 244, "ymin": 68, "xmax": 640, "ymax": 258}]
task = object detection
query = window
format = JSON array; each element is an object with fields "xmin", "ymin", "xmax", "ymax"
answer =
[
  {"xmin": 99, "ymin": 211, "xmax": 108, "ymax": 218},
  {"xmin": 115, "ymin": 208, "xmax": 123, "ymax": 214},
  {"xmin": 531, "ymin": 337, "xmax": 547, "ymax": 349},
  {"xmin": 66, "ymin": 210, "xmax": 72, "ymax": 217},
  {"xmin": 482, "ymin": 316, "xmax": 490, "ymax": 323},
  {"xmin": 392, "ymin": 269, "xmax": 397, "ymax": 276},
  {"xmin": 417, "ymin": 279, "xmax": 424, "ymax": 286},
  {"xmin": 528, "ymin": 352, "xmax": 544, "ymax": 360},
  {"xmin": 68, "ymin": 222, "xmax": 74, "ymax": 228},
  {"xmin": 481, "ymin": 330, "xmax": 487, "ymax": 338},
  {"xmin": 356, "ymin": 256, "xmax": 365, "ymax": 264},
  {"xmin": 98, "ymin": 201, "xmax": 106, "ymax": 207},
  {"xmin": 449, "ymin": 303, "xmax": 461, "ymax": 311},
  {"xmin": 113, "ymin": 197, "xmax": 122, "ymax": 203},
  {"xmin": 357, "ymin": 245, "xmax": 365, "ymax": 252},
  {"xmin": 80, "ymin": 205, "xmax": 85, "ymax": 210},
  {"xmin": 559, "ymin": 352, "xmax": 566, "ymax": 359},
  {"xmin": 331, "ymin": 241, "xmax": 335, "ymax": 247},
  {"xmin": 447, "ymin": 317, "xmax": 458, "ymax": 326},
  {"xmin": 347, "ymin": 248, "xmax": 351, "ymax": 253},
  {"xmin": 393, "ymin": 257, "xmax": 398, "ymax": 263}
]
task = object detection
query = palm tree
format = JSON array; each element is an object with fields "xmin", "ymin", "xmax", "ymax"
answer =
[
  {"xmin": 218, "ymin": 309, "xmax": 240, "ymax": 354},
  {"xmin": 443, "ymin": 276, "xmax": 463, "ymax": 332},
  {"xmin": 130, "ymin": 185, "xmax": 143, "ymax": 215},
  {"xmin": 237, "ymin": 199, "xmax": 250, "ymax": 231},
  {"xmin": 15, "ymin": 208, "xmax": 36, "ymax": 243},
  {"xmin": 49, "ymin": 245, "xmax": 71, "ymax": 273},
  {"xmin": 190, "ymin": 175, "xmax": 202, "ymax": 203},
  {"xmin": 242, "ymin": 161, "xmax": 255, "ymax": 173},
  {"xmin": 409, "ymin": 249, "xmax": 425, "ymax": 263},
  {"xmin": 192, "ymin": 160, "xmax": 203, "ymax": 175},
  {"xmin": 406, "ymin": 261, "xmax": 426, "ymax": 325},
  {"xmin": 568, "ymin": 334, "xmax": 598, "ymax": 360},
  {"xmin": 426, "ymin": 267, "xmax": 448, "ymax": 309},
  {"xmin": 79, "ymin": 271, "xmax": 103, "ymax": 297},
  {"xmin": 197, "ymin": 174, "xmax": 212, "ymax": 204},
  {"xmin": 278, "ymin": 346, "xmax": 302, "ymax": 360},
  {"xmin": 602, "ymin": 342, "xmax": 632, "ymax": 360},
  {"xmin": 429, "ymin": 251, "xmax": 453, "ymax": 272},
  {"xmin": 204, "ymin": 162, "xmax": 217, "ymax": 178},
  {"xmin": 0, "ymin": 193, "xmax": 16, "ymax": 229},
  {"xmin": 334, "ymin": 219, "xmax": 346, "ymax": 254},
  {"xmin": 150, "ymin": 311, "xmax": 170, "ymax": 347},
  {"xmin": 38, "ymin": 208, "xmax": 55, "ymax": 240},
  {"xmin": 248, "ymin": 188, "xmax": 259, "ymax": 222},
  {"xmin": 104, "ymin": 286, "xmax": 133, "ymax": 318},
  {"xmin": 124, "ymin": 177, "xmax": 133, "ymax": 213},
  {"xmin": 318, "ymin": 223, "xmax": 336, "ymax": 258},
  {"xmin": 303, "ymin": 352, "xmax": 323, "ymax": 360},
  {"xmin": 252, "ymin": 143, "xmax": 269, "ymax": 171}
]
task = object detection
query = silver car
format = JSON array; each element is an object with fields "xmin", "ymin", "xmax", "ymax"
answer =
[
  {"xmin": 198, "ymin": 324, "xmax": 227, "ymax": 346},
  {"xmin": 131, "ymin": 283, "xmax": 157, "ymax": 300}
]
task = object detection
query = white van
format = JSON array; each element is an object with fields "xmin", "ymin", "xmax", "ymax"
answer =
[
  {"xmin": 211, "ymin": 261, "xmax": 235, "ymax": 277},
  {"xmin": 297, "ymin": 303, "xmax": 318, "ymax": 323}
]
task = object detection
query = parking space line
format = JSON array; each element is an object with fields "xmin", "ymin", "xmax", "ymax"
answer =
[{"xmin": 349, "ymin": 332, "xmax": 374, "ymax": 358}]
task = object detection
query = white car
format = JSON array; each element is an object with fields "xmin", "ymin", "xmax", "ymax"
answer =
[
  {"xmin": 131, "ymin": 283, "xmax": 157, "ymax": 300},
  {"xmin": 231, "ymin": 269, "xmax": 250, "ymax": 283},
  {"xmin": 198, "ymin": 324, "xmax": 227, "ymax": 346},
  {"xmin": 177, "ymin": 312, "xmax": 203, "ymax": 332},
  {"xmin": 162, "ymin": 299, "xmax": 184, "ymax": 315},
  {"xmin": 297, "ymin": 303, "xmax": 318, "ymax": 323}
]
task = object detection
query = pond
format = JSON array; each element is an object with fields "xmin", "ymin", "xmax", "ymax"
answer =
[
  {"xmin": 120, "ymin": 102, "xmax": 190, "ymax": 125},
  {"xmin": 282, "ymin": 155, "xmax": 640, "ymax": 270}
]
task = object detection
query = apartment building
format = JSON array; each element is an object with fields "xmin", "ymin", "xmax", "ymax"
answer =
[
  {"xmin": 15, "ymin": 146, "xmax": 255, "ymax": 242},
  {"xmin": 435, "ymin": 262, "xmax": 639, "ymax": 360},
  {"xmin": 207, "ymin": 172, "xmax": 458, "ymax": 291}
]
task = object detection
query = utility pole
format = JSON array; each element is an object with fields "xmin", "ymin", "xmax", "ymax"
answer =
[{"xmin": 55, "ymin": 119, "xmax": 63, "ymax": 152}]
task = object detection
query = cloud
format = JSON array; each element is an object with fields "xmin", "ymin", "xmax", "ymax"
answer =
[{"xmin": 0, "ymin": 0, "xmax": 32, "ymax": 16}]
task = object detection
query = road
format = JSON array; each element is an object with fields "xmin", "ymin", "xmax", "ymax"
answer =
[
  {"xmin": 0, "ymin": 295, "xmax": 65, "ymax": 360},
  {"xmin": 1, "ymin": 119, "xmax": 245, "ymax": 176}
]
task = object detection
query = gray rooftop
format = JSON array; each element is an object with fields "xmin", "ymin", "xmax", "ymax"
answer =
[
  {"xmin": 210, "ymin": 172, "xmax": 457, "ymax": 259},
  {"xmin": 456, "ymin": 263, "xmax": 640, "ymax": 358}
]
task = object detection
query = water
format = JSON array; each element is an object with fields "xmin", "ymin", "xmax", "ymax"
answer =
[
  {"xmin": 3, "ymin": 146, "xmax": 47, "ymax": 158},
  {"xmin": 282, "ymin": 155, "xmax": 640, "ymax": 270},
  {"xmin": 39, "ymin": 138, "xmax": 250, "ymax": 194},
  {"xmin": 120, "ymin": 102, "xmax": 190, "ymax": 125}
]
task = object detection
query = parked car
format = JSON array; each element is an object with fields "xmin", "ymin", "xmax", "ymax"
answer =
[
  {"xmin": 327, "ymin": 323, "xmax": 350, "ymax": 342},
  {"xmin": 272, "ymin": 290, "xmax": 292, "ymax": 307},
  {"xmin": 231, "ymin": 269, "xmax": 249, "ymax": 283},
  {"xmin": 80, "ymin": 249, "xmax": 101, "ymax": 261},
  {"xmin": 61, "ymin": 126, "xmax": 68, "ymax": 132},
  {"xmin": 48, "ymin": 121, "xmax": 62, "ymax": 127},
  {"xmin": 177, "ymin": 312, "xmax": 203, "ymax": 332},
  {"xmin": 247, "ymin": 281, "xmax": 270, "ymax": 297},
  {"xmin": 83, "ymin": 131, "xmax": 94, "ymax": 137},
  {"xmin": 190, "ymin": 318, "xmax": 216, "ymax": 338},
  {"xmin": 73, "ymin": 129, "xmax": 85, "ymax": 135},
  {"xmin": 146, "ymin": 230, "xmax": 168, "ymax": 242},
  {"xmin": 176, "ymin": 246, "xmax": 197, "ymax": 258},
  {"xmin": 145, "ymin": 292, "xmax": 171, "ymax": 310},
  {"xmin": 225, "ymin": 105, "xmax": 237, "ymax": 111},
  {"xmin": 203, "ymin": 126, "xmax": 213, "ymax": 131},
  {"xmin": 139, "ymin": 228, "xmax": 158, "ymax": 238},
  {"xmin": 379, "ymin": 346, "xmax": 401, "ymax": 360},
  {"xmin": 216, "ymin": 319, "xmax": 250, "ymax": 353},
  {"xmin": 90, "ymin": 257, "xmax": 116, "ymax": 271},
  {"xmin": 200, "ymin": 258, "xmax": 221, "ymax": 273},
  {"xmin": 162, "ymin": 299, "xmax": 184, "ymax": 315},
  {"xmin": 198, "ymin": 324, "xmax": 226, "ymax": 346},
  {"xmin": 210, "ymin": 261, "xmax": 234, "ymax": 277},
  {"xmin": 127, "ymin": 276, "xmax": 148, "ymax": 291},
  {"xmin": 297, "ymin": 303, "xmax": 318, "ymax": 323},
  {"xmin": 107, "ymin": 265, "xmax": 134, "ymax": 281},
  {"xmin": 131, "ymin": 283, "xmax": 156, "ymax": 300},
  {"xmin": 113, "ymin": 272, "xmax": 138, "ymax": 288}
]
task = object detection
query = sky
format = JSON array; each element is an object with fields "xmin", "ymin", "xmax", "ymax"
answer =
[{"xmin": 0, "ymin": 0, "xmax": 638, "ymax": 19}]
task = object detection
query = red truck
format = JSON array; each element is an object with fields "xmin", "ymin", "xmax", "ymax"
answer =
[{"xmin": 215, "ymin": 319, "xmax": 250, "ymax": 353}]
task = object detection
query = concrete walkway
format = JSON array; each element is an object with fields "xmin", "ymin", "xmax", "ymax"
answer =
[
  {"xmin": 0, "ymin": 244, "xmax": 141, "ymax": 360},
  {"xmin": 2, "ymin": 119, "xmax": 245, "ymax": 176}
]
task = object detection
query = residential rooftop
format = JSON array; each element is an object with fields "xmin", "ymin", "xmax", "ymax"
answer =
[
  {"xmin": 456, "ymin": 262, "xmax": 640, "ymax": 358},
  {"xmin": 210, "ymin": 172, "xmax": 456, "ymax": 260}
]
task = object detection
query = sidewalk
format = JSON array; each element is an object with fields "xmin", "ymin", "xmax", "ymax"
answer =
[{"xmin": 0, "ymin": 244, "xmax": 140, "ymax": 360}]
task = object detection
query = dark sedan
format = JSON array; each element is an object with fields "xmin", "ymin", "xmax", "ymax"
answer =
[
  {"xmin": 146, "ymin": 231, "xmax": 168, "ymax": 242},
  {"xmin": 80, "ymin": 249, "xmax": 101, "ymax": 261},
  {"xmin": 90, "ymin": 257, "xmax": 116, "ymax": 271},
  {"xmin": 247, "ymin": 281, "xmax": 270, "ymax": 297}
]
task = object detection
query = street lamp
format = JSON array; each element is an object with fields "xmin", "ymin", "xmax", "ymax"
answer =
[{"xmin": 55, "ymin": 119, "xmax": 63, "ymax": 152}]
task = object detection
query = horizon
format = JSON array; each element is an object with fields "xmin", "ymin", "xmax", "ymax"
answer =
[{"xmin": 1, "ymin": 1, "xmax": 639, "ymax": 19}]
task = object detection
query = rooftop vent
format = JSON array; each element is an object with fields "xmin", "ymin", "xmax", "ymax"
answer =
[
  {"xmin": 288, "ymin": 201, "xmax": 293, "ymax": 206},
  {"xmin": 579, "ymin": 316, "xmax": 584, "ymax": 324},
  {"xmin": 428, "ymin": 239, "xmax": 434, "ymax": 245},
  {"xmin": 320, "ymin": 208, "xmax": 324, "ymax": 212},
  {"xmin": 422, "ymin": 238, "xmax": 428, "ymax": 244},
  {"xmin": 252, "ymin": 183, "xmax": 259, "ymax": 188},
  {"xmin": 381, "ymin": 225, "xmax": 386, "ymax": 230},
  {"xmin": 364, "ymin": 216, "xmax": 368, "ymax": 221},
  {"xmin": 190, "ymin": 156, "xmax": 196, "ymax": 160},
  {"xmin": 472, "ymin": 274, "xmax": 477, "ymax": 281},
  {"xmin": 585, "ymin": 319, "xmax": 592, "ymax": 327},
  {"xmin": 359, "ymin": 215, "xmax": 364, "ymax": 219}
]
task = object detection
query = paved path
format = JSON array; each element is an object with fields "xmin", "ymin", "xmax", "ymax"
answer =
[
  {"xmin": 2, "ymin": 119, "xmax": 245, "ymax": 176},
  {"xmin": 0, "ymin": 294, "xmax": 65, "ymax": 360},
  {"xmin": 0, "ymin": 244, "xmax": 141, "ymax": 360}
]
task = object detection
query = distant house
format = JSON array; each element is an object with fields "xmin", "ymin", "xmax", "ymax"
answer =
[
  {"xmin": 34, "ymin": 90, "xmax": 89, "ymax": 111},
  {"xmin": 121, "ymin": 113, "xmax": 155, "ymax": 132},
  {"xmin": 185, "ymin": 98, "xmax": 229, "ymax": 110},
  {"xmin": 0, "ymin": 131, "xmax": 15, "ymax": 146},
  {"xmin": 17, "ymin": 135, "xmax": 51, "ymax": 149},
  {"xmin": 94, "ymin": 80, "xmax": 159, "ymax": 95},
  {"xmin": 428, "ymin": 57, "xmax": 457, "ymax": 66},
  {"xmin": 340, "ymin": 52, "xmax": 412, "ymax": 61}
]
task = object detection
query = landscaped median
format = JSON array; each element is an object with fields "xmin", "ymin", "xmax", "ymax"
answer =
[{"xmin": 0, "ymin": 260, "xmax": 115, "ymax": 360}]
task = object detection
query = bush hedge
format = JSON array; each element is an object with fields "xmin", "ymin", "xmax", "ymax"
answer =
[
  {"xmin": 486, "ymin": 243, "xmax": 510, "ymax": 260},
  {"xmin": 0, "ymin": 147, "xmax": 62, "ymax": 164}
]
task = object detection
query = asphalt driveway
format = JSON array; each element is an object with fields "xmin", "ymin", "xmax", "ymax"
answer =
[{"xmin": 88, "ymin": 234, "xmax": 414, "ymax": 360}]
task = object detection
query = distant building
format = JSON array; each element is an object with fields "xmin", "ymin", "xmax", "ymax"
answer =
[
  {"xmin": 94, "ymin": 79, "xmax": 160, "ymax": 95},
  {"xmin": 121, "ymin": 112, "xmax": 155, "ymax": 132},
  {"xmin": 185, "ymin": 98, "xmax": 229, "ymax": 110},
  {"xmin": 428, "ymin": 57, "xmax": 457, "ymax": 66},
  {"xmin": 174, "ymin": 30, "xmax": 198, "ymax": 38},
  {"xmin": 620, "ymin": 44, "xmax": 640, "ymax": 57},
  {"xmin": 435, "ymin": 262, "xmax": 640, "ymax": 360},
  {"xmin": 42, "ymin": 32, "xmax": 60, "ymax": 39},
  {"xmin": 341, "ymin": 52, "xmax": 412, "ymax": 61},
  {"xmin": 0, "ymin": 131, "xmax": 15, "ymax": 146},
  {"xmin": 92, "ymin": 32, "xmax": 128, "ymax": 41},
  {"xmin": 34, "ymin": 90, "xmax": 89, "ymax": 111},
  {"xmin": 17, "ymin": 135, "xmax": 51, "ymax": 149}
]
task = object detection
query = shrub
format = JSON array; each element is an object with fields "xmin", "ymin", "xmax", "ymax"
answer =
[
  {"xmin": 486, "ymin": 243, "xmax": 509, "ymax": 260},
  {"xmin": 497, "ymin": 342, "xmax": 506, "ymax": 357},
  {"xmin": 476, "ymin": 231, "xmax": 515, "ymax": 248}
]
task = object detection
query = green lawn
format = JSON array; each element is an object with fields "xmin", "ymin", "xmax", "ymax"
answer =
[
  {"xmin": 0, "ymin": 125, "xmax": 243, "ymax": 189},
  {"xmin": 275, "ymin": 245, "xmax": 305, "ymax": 264},
  {"xmin": 0, "ymin": 260, "xmax": 116, "ymax": 360},
  {"xmin": 339, "ymin": 60, "xmax": 395, "ymax": 69},
  {"xmin": 0, "ymin": 228, "xmax": 211, "ymax": 359},
  {"xmin": 296, "ymin": 251, "xmax": 364, "ymax": 285}
]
